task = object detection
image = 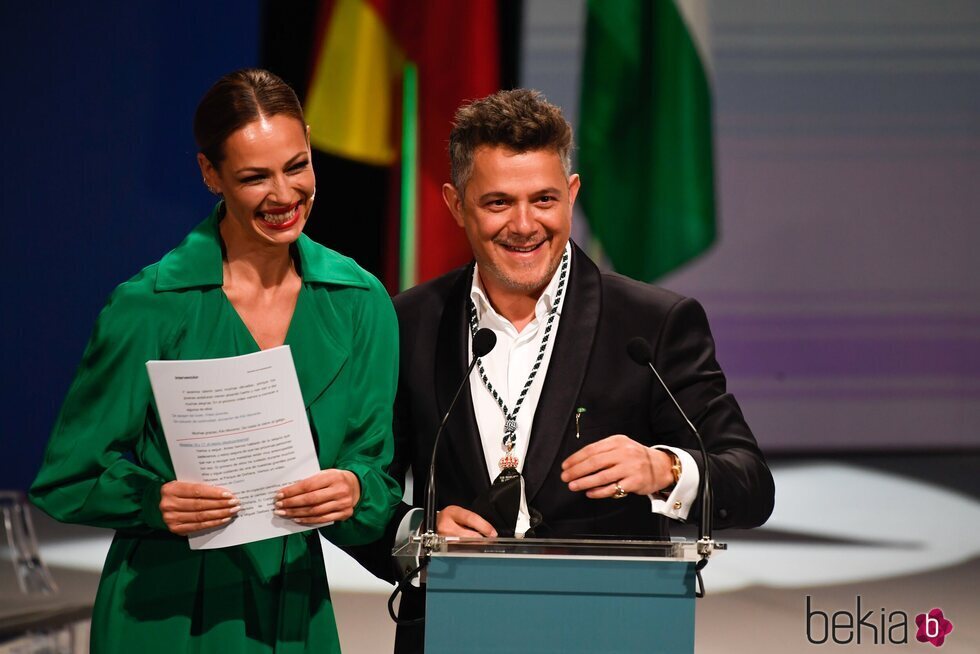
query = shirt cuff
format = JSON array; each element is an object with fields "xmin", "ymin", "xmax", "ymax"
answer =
[{"xmin": 647, "ymin": 446, "xmax": 699, "ymax": 522}]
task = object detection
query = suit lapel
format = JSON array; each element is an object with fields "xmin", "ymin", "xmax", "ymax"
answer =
[
  {"xmin": 523, "ymin": 244, "xmax": 601, "ymax": 501},
  {"xmin": 434, "ymin": 264, "xmax": 492, "ymax": 496}
]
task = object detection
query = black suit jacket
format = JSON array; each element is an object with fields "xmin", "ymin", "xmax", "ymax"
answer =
[{"xmin": 348, "ymin": 244, "xmax": 774, "ymax": 650}]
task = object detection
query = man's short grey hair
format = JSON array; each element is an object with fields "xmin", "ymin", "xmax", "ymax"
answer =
[{"xmin": 448, "ymin": 88, "xmax": 574, "ymax": 193}]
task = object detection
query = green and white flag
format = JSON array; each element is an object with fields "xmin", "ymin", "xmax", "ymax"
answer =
[{"xmin": 579, "ymin": 0, "xmax": 715, "ymax": 281}]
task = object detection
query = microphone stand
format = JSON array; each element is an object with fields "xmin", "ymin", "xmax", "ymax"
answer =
[
  {"xmin": 388, "ymin": 329, "xmax": 496, "ymax": 626},
  {"xmin": 627, "ymin": 338, "xmax": 717, "ymax": 596},
  {"xmin": 420, "ymin": 355, "xmax": 483, "ymax": 556},
  {"xmin": 421, "ymin": 328, "xmax": 496, "ymax": 556}
]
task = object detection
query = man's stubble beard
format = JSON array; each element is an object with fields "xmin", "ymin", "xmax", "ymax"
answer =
[{"xmin": 481, "ymin": 244, "xmax": 564, "ymax": 296}]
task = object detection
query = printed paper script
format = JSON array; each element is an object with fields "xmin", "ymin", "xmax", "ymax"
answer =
[{"xmin": 147, "ymin": 346, "xmax": 324, "ymax": 549}]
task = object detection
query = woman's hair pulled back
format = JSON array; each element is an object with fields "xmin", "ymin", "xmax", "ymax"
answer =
[{"xmin": 193, "ymin": 68, "xmax": 304, "ymax": 168}]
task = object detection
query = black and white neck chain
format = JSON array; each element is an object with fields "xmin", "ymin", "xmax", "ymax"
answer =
[{"xmin": 467, "ymin": 248, "xmax": 569, "ymax": 471}]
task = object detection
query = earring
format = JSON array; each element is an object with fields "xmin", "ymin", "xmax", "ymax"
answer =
[{"xmin": 203, "ymin": 178, "xmax": 218, "ymax": 195}]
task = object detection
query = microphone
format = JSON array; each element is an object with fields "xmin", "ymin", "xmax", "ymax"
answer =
[
  {"xmin": 626, "ymin": 337, "xmax": 713, "ymax": 548},
  {"xmin": 387, "ymin": 328, "xmax": 497, "ymax": 627},
  {"xmin": 423, "ymin": 328, "xmax": 497, "ymax": 540},
  {"xmin": 472, "ymin": 328, "xmax": 498, "ymax": 359}
]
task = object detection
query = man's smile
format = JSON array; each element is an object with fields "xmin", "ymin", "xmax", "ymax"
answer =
[{"xmin": 497, "ymin": 239, "xmax": 547, "ymax": 254}]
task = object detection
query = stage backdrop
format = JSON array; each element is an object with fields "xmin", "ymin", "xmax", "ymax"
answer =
[
  {"xmin": 5, "ymin": 1, "xmax": 979, "ymax": 493},
  {"xmin": 523, "ymin": 0, "xmax": 980, "ymax": 452},
  {"xmin": 0, "ymin": 2, "xmax": 260, "ymax": 490}
]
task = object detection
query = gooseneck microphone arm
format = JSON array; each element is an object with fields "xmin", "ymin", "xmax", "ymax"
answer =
[
  {"xmin": 388, "ymin": 328, "xmax": 498, "ymax": 627},
  {"xmin": 423, "ymin": 328, "xmax": 497, "ymax": 541},
  {"xmin": 626, "ymin": 338, "xmax": 714, "ymax": 569}
]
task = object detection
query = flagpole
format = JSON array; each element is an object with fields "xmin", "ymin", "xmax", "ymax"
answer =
[{"xmin": 399, "ymin": 62, "xmax": 419, "ymax": 291}]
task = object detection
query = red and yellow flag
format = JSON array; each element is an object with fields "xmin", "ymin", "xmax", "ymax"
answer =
[{"xmin": 305, "ymin": 0, "xmax": 500, "ymax": 289}]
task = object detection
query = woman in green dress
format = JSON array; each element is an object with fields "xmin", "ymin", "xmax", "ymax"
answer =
[{"xmin": 30, "ymin": 69, "xmax": 402, "ymax": 653}]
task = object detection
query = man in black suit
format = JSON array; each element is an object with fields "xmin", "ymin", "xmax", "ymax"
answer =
[{"xmin": 352, "ymin": 89, "xmax": 774, "ymax": 651}]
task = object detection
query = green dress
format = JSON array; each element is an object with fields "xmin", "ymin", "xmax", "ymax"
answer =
[{"xmin": 30, "ymin": 206, "xmax": 402, "ymax": 653}]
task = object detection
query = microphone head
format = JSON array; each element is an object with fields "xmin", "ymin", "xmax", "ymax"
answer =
[
  {"xmin": 627, "ymin": 337, "xmax": 653, "ymax": 366},
  {"xmin": 472, "ymin": 328, "xmax": 497, "ymax": 358}
]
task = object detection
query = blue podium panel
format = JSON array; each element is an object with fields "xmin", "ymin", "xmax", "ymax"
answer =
[{"xmin": 425, "ymin": 555, "xmax": 696, "ymax": 654}]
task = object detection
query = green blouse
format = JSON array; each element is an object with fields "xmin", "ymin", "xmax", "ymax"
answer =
[{"xmin": 30, "ymin": 205, "xmax": 401, "ymax": 653}]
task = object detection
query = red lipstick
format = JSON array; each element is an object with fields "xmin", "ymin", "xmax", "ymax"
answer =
[{"xmin": 257, "ymin": 200, "xmax": 302, "ymax": 231}]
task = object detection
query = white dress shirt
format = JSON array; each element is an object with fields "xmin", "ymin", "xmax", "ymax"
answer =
[{"xmin": 467, "ymin": 242, "xmax": 699, "ymax": 534}]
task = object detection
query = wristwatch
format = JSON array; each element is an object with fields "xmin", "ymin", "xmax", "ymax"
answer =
[{"xmin": 657, "ymin": 449, "xmax": 682, "ymax": 498}]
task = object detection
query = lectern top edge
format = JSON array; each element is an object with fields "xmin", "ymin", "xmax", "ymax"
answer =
[{"xmin": 395, "ymin": 536, "xmax": 726, "ymax": 562}]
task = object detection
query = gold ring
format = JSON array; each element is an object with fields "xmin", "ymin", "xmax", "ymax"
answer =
[{"xmin": 613, "ymin": 483, "xmax": 628, "ymax": 499}]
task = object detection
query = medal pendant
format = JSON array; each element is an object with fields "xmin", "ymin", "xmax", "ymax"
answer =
[
  {"xmin": 499, "ymin": 453, "xmax": 520, "ymax": 471},
  {"xmin": 497, "ymin": 467, "xmax": 520, "ymax": 483}
]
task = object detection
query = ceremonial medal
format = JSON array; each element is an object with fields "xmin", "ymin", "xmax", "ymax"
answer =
[
  {"xmin": 468, "ymin": 249, "xmax": 570, "ymax": 476},
  {"xmin": 499, "ymin": 453, "xmax": 520, "ymax": 471}
]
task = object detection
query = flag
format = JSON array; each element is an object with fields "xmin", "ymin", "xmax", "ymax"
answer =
[
  {"xmin": 304, "ymin": 0, "xmax": 500, "ymax": 289},
  {"xmin": 578, "ymin": 0, "xmax": 716, "ymax": 281}
]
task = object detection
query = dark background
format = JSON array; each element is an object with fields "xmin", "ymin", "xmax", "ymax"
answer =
[
  {"xmin": 2, "ymin": 2, "xmax": 259, "ymax": 490},
  {"xmin": 0, "ymin": 1, "xmax": 520, "ymax": 491}
]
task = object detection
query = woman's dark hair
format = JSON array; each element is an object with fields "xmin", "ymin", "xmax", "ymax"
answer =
[{"xmin": 193, "ymin": 68, "xmax": 305, "ymax": 168}]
